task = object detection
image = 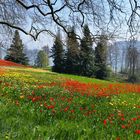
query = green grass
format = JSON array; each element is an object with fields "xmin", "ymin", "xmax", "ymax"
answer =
[{"xmin": 59, "ymin": 73, "xmax": 110, "ymax": 83}]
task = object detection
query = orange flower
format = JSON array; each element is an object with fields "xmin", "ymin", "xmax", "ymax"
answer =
[
  {"xmin": 121, "ymin": 117, "xmax": 125, "ymax": 121},
  {"xmin": 135, "ymin": 130, "xmax": 140, "ymax": 135},
  {"xmin": 70, "ymin": 110, "xmax": 75, "ymax": 113},
  {"xmin": 116, "ymin": 137, "xmax": 121, "ymax": 140},
  {"xmin": 131, "ymin": 118, "xmax": 137, "ymax": 121},
  {"xmin": 64, "ymin": 106, "xmax": 69, "ymax": 112},
  {"xmin": 103, "ymin": 119, "xmax": 107, "ymax": 125},
  {"xmin": 15, "ymin": 100, "xmax": 19, "ymax": 106},
  {"xmin": 32, "ymin": 97, "xmax": 36, "ymax": 102},
  {"xmin": 47, "ymin": 105, "xmax": 55, "ymax": 109},
  {"xmin": 121, "ymin": 125, "xmax": 126, "ymax": 129},
  {"xmin": 50, "ymin": 97, "xmax": 54, "ymax": 102}
]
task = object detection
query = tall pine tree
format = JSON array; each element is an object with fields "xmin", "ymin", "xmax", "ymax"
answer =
[
  {"xmin": 65, "ymin": 27, "xmax": 80, "ymax": 74},
  {"xmin": 80, "ymin": 24, "xmax": 94, "ymax": 77},
  {"xmin": 94, "ymin": 35, "xmax": 108, "ymax": 79},
  {"xmin": 51, "ymin": 30, "xmax": 65, "ymax": 73},
  {"xmin": 5, "ymin": 30, "xmax": 28, "ymax": 65}
]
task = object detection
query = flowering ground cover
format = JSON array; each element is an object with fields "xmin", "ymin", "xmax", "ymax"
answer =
[
  {"xmin": 0, "ymin": 60, "xmax": 26, "ymax": 67},
  {"xmin": 0, "ymin": 66, "xmax": 140, "ymax": 140}
]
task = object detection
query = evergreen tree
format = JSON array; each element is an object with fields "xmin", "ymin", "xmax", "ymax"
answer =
[
  {"xmin": 5, "ymin": 30, "xmax": 28, "ymax": 65},
  {"xmin": 80, "ymin": 24, "xmax": 94, "ymax": 77},
  {"xmin": 51, "ymin": 30, "xmax": 65, "ymax": 73},
  {"xmin": 94, "ymin": 35, "xmax": 108, "ymax": 79},
  {"xmin": 65, "ymin": 27, "xmax": 80, "ymax": 74},
  {"xmin": 35, "ymin": 50, "xmax": 48, "ymax": 68}
]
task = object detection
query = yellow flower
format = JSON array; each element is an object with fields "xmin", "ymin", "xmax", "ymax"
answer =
[
  {"xmin": 20, "ymin": 95, "xmax": 24, "ymax": 99},
  {"xmin": 5, "ymin": 135, "xmax": 9, "ymax": 139},
  {"xmin": 109, "ymin": 102, "xmax": 114, "ymax": 106}
]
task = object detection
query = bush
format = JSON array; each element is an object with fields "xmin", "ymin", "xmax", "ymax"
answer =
[
  {"xmin": 128, "ymin": 75, "xmax": 139, "ymax": 83},
  {"xmin": 94, "ymin": 65, "xmax": 110, "ymax": 80}
]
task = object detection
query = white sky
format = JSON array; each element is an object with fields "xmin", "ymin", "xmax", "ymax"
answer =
[
  {"xmin": 2, "ymin": 0, "xmax": 140, "ymax": 51},
  {"xmin": 21, "ymin": 30, "xmax": 54, "ymax": 51}
]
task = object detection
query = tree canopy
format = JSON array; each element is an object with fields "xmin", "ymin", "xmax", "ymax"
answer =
[
  {"xmin": 79, "ymin": 24, "xmax": 94, "ymax": 76},
  {"xmin": 35, "ymin": 50, "xmax": 49, "ymax": 68},
  {"xmin": 4, "ymin": 30, "xmax": 29, "ymax": 65},
  {"xmin": 51, "ymin": 30, "xmax": 65, "ymax": 73},
  {"xmin": 94, "ymin": 35, "xmax": 108, "ymax": 79}
]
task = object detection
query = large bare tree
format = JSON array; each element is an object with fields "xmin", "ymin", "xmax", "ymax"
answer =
[
  {"xmin": 0, "ymin": 0, "xmax": 140, "ymax": 40},
  {"xmin": 125, "ymin": 39, "xmax": 139, "ymax": 77},
  {"xmin": 107, "ymin": 43, "xmax": 121, "ymax": 74}
]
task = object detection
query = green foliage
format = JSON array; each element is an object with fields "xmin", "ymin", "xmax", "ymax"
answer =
[
  {"xmin": 50, "ymin": 27, "xmax": 112, "ymax": 80},
  {"xmin": 65, "ymin": 27, "xmax": 80, "ymax": 74},
  {"xmin": 35, "ymin": 50, "xmax": 48, "ymax": 68},
  {"xmin": 51, "ymin": 30, "xmax": 65, "ymax": 73},
  {"xmin": 94, "ymin": 35, "xmax": 109, "ymax": 79},
  {"xmin": 127, "ymin": 75, "xmax": 140, "ymax": 83},
  {"xmin": 79, "ymin": 24, "xmax": 94, "ymax": 77},
  {"xmin": 4, "ymin": 30, "xmax": 29, "ymax": 65},
  {"xmin": 60, "ymin": 73, "xmax": 109, "ymax": 83},
  {"xmin": 94, "ymin": 64, "xmax": 109, "ymax": 79}
]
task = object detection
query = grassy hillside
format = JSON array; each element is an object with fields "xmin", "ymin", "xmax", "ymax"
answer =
[{"xmin": 0, "ymin": 66, "xmax": 140, "ymax": 140}]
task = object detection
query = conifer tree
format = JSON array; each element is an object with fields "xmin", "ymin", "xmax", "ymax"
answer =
[
  {"xmin": 80, "ymin": 24, "xmax": 94, "ymax": 77},
  {"xmin": 51, "ymin": 30, "xmax": 65, "ymax": 73},
  {"xmin": 5, "ymin": 30, "xmax": 28, "ymax": 65},
  {"xmin": 94, "ymin": 35, "xmax": 108, "ymax": 79},
  {"xmin": 65, "ymin": 27, "xmax": 80, "ymax": 74}
]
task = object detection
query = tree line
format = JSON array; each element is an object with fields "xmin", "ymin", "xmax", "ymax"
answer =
[
  {"xmin": 3, "ymin": 28, "xmax": 140, "ymax": 82},
  {"xmin": 107, "ymin": 40, "xmax": 140, "ymax": 82},
  {"xmin": 4, "ymin": 30, "xmax": 49, "ymax": 68},
  {"xmin": 51, "ymin": 25, "xmax": 140, "ymax": 81},
  {"xmin": 51, "ymin": 25, "xmax": 109, "ymax": 79}
]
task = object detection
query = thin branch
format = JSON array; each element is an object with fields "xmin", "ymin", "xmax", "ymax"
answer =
[
  {"xmin": 0, "ymin": 21, "xmax": 36, "ymax": 40},
  {"xmin": 77, "ymin": 0, "xmax": 85, "ymax": 27}
]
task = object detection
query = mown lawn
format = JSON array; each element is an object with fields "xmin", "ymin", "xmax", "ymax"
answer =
[{"xmin": 0, "ymin": 67, "xmax": 140, "ymax": 140}]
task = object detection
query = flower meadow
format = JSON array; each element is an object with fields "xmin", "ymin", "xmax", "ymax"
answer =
[
  {"xmin": 0, "ymin": 66, "xmax": 140, "ymax": 140},
  {"xmin": 0, "ymin": 60, "xmax": 26, "ymax": 67}
]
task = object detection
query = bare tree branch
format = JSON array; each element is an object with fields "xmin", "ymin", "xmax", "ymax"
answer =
[{"xmin": 0, "ymin": 0, "xmax": 140, "ymax": 42}]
